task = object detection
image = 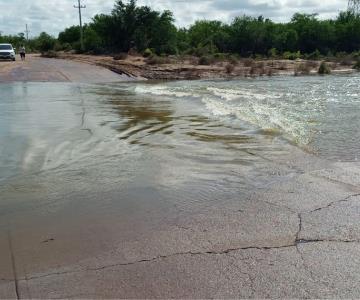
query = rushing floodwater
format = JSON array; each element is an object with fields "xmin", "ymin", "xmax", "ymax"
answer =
[{"xmin": 0, "ymin": 75, "xmax": 359, "ymax": 215}]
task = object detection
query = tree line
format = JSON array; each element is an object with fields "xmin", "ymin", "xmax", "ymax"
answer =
[{"xmin": 1, "ymin": 0, "xmax": 360, "ymax": 59}]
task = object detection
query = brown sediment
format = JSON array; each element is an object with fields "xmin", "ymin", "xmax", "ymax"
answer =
[{"xmin": 44, "ymin": 52, "xmax": 357, "ymax": 80}]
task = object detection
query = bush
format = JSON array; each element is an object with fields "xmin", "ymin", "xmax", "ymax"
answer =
[
  {"xmin": 83, "ymin": 28, "xmax": 102, "ymax": 53},
  {"xmin": 214, "ymin": 53, "xmax": 225, "ymax": 60},
  {"xmin": 318, "ymin": 61, "xmax": 331, "ymax": 74},
  {"xmin": 198, "ymin": 55, "xmax": 214, "ymax": 65},
  {"xmin": 353, "ymin": 60, "xmax": 360, "ymax": 70},
  {"xmin": 294, "ymin": 63, "xmax": 311, "ymax": 76},
  {"xmin": 306, "ymin": 49, "xmax": 321, "ymax": 60},
  {"xmin": 143, "ymin": 48, "xmax": 153, "ymax": 58},
  {"xmin": 146, "ymin": 54, "xmax": 170, "ymax": 65},
  {"xmin": 41, "ymin": 50, "xmax": 58, "ymax": 58},
  {"xmin": 339, "ymin": 55, "xmax": 353, "ymax": 66},
  {"xmin": 283, "ymin": 51, "xmax": 301, "ymax": 60},
  {"xmin": 228, "ymin": 55, "xmax": 239, "ymax": 65},
  {"xmin": 268, "ymin": 48, "xmax": 278, "ymax": 58},
  {"xmin": 113, "ymin": 53, "xmax": 128, "ymax": 60},
  {"xmin": 243, "ymin": 58, "xmax": 255, "ymax": 67},
  {"xmin": 62, "ymin": 43, "xmax": 72, "ymax": 52},
  {"xmin": 352, "ymin": 51, "xmax": 360, "ymax": 60},
  {"xmin": 225, "ymin": 63, "xmax": 235, "ymax": 74},
  {"xmin": 37, "ymin": 32, "xmax": 56, "ymax": 53},
  {"xmin": 54, "ymin": 42, "xmax": 63, "ymax": 52},
  {"xmin": 193, "ymin": 45, "xmax": 216, "ymax": 57}
]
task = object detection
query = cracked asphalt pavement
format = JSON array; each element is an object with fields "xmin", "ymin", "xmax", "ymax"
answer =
[{"xmin": 1, "ymin": 159, "xmax": 360, "ymax": 299}]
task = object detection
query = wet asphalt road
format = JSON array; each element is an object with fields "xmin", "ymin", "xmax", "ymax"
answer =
[
  {"xmin": 0, "ymin": 55, "xmax": 130, "ymax": 83},
  {"xmin": 1, "ymin": 56, "xmax": 360, "ymax": 298}
]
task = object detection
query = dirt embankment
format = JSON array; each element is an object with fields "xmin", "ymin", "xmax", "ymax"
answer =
[{"xmin": 44, "ymin": 52, "xmax": 356, "ymax": 80}]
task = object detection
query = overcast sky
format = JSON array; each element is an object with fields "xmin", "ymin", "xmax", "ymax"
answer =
[{"xmin": 0, "ymin": 0, "xmax": 347, "ymax": 37}]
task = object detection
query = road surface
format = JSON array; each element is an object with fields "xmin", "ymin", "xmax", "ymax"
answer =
[
  {"xmin": 1, "ymin": 56, "xmax": 360, "ymax": 298},
  {"xmin": 0, "ymin": 55, "xmax": 131, "ymax": 83}
]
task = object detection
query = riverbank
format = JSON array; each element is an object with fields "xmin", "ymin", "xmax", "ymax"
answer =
[{"xmin": 42, "ymin": 52, "xmax": 357, "ymax": 80}]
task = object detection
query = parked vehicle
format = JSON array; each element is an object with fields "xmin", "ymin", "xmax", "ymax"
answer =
[{"xmin": 0, "ymin": 44, "xmax": 16, "ymax": 61}]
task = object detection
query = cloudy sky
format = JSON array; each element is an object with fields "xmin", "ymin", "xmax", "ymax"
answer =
[{"xmin": 0, "ymin": 0, "xmax": 347, "ymax": 37}]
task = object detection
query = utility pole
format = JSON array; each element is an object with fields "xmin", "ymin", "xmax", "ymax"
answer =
[
  {"xmin": 74, "ymin": 0, "xmax": 86, "ymax": 51},
  {"xmin": 25, "ymin": 24, "xmax": 30, "ymax": 41}
]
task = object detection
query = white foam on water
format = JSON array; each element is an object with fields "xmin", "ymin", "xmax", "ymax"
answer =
[
  {"xmin": 202, "ymin": 88, "xmax": 316, "ymax": 145},
  {"xmin": 135, "ymin": 85, "xmax": 197, "ymax": 98}
]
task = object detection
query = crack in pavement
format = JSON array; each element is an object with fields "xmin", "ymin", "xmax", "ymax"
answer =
[
  {"xmin": 12, "ymin": 191, "xmax": 360, "ymax": 295},
  {"xmin": 310, "ymin": 193, "xmax": 360, "ymax": 213},
  {"xmin": 15, "ymin": 193, "xmax": 360, "ymax": 284},
  {"xmin": 7, "ymin": 230, "xmax": 20, "ymax": 299},
  {"xmin": 17, "ymin": 238, "xmax": 360, "ymax": 283},
  {"xmin": 18, "ymin": 244, "xmax": 296, "ymax": 282}
]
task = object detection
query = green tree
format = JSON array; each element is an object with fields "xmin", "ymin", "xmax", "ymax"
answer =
[{"xmin": 36, "ymin": 32, "xmax": 56, "ymax": 53}]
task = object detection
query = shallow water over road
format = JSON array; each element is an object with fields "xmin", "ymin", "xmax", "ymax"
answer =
[
  {"xmin": 0, "ymin": 81, "xmax": 290, "ymax": 215},
  {"xmin": 1, "ymin": 75, "xmax": 359, "ymax": 200},
  {"xmin": 1, "ymin": 75, "xmax": 360, "ymax": 297}
]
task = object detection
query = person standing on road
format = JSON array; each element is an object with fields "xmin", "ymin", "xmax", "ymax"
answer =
[{"xmin": 19, "ymin": 45, "xmax": 26, "ymax": 61}]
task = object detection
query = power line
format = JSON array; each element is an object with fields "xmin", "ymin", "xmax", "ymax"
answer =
[{"xmin": 74, "ymin": 0, "xmax": 86, "ymax": 51}]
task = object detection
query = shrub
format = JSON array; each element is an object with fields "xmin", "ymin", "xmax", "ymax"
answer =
[
  {"xmin": 41, "ymin": 50, "xmax": 58, "ymax": 58},
  {"xmin": 318, "ymin": 61, "xmax": 331, "ymax": 75},
  {"xmin": 146, "ymin": 54, "xmax": 170, "ymax": 65},
  {"xmin": 225, "ymin": 63, "xmax": 235, "ymax": 74},
  {"xmin": 113, "ymin": 53, "xmax": 128, "ymax": 60},
  {"xmin": 243, "ymin": 58, "xmax": 255, "ymax": 67},
  {"xmin": 228, "ymin": 55, "xmax": 239, "ymax": 65},
  {"xmin": 283, "ymin": 51, "xmax": 301, "ymax": 60},
  {"xmin": 214, "ymin": 53, "xmax": 225, "ymax": 60},
  {"xmin": 198, "ymin": 55, "xmax": 214, "ymax": 65},
  {"xmin": 268, "ymin": 48, "xmax": 278, "ymax": 58},
  {"xmin": 294, "ymin": 63, "xmax": 311, "ymax": 76},
  {"xmin": 352, "ymin": 51, "xmax": 360, "ymax": 60},
  {"xmin": 254, "ymin": 54, "xmax": 264, "ymax": 60},
  {"xmin": 353, "ymin": 60, "xmax": 360, "ymax": 70},
  {"xmin": 339, "ymin": 56, "xmax": 353, "ymax": 66},
  {"xmin": 62, "ymin": 43, "xmax": 72, "ymax": 52},
  {"xmin": 37, "ymin": 32, "xmax": 56, "ymax": 53},
  {"xmin": 143, "ymin": 48, "xmax": 153, "ymax": 58},
  {"xmin": 83, "ymin": 28, "xmax": 102, "ymax": 53},
  {"xmin": 54, "ymin": 42, "xmax": 63, "ymax": 52},
  {"xmin": 306, "ymin": 49, "xmax": 321, "ymax": 60}
]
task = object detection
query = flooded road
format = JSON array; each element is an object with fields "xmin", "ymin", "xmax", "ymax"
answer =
[{"xmin": 1, "ymin": 59, "xmax": 360, "ymax": 298}]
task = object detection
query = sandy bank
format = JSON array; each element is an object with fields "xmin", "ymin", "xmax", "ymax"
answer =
[{"xmin": 46, "ymin": 52, "xmax": 356, "ymax": 80}]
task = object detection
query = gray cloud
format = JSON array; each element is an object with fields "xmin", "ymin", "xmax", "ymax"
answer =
[{"xmin": 0, "ymin": 0, "xmax": 347, "ymax": 37}]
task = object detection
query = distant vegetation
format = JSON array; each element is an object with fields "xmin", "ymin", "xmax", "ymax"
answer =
[{"xmin": 1, "ymin": 0, "xmax": 360, "ymax": 65}]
